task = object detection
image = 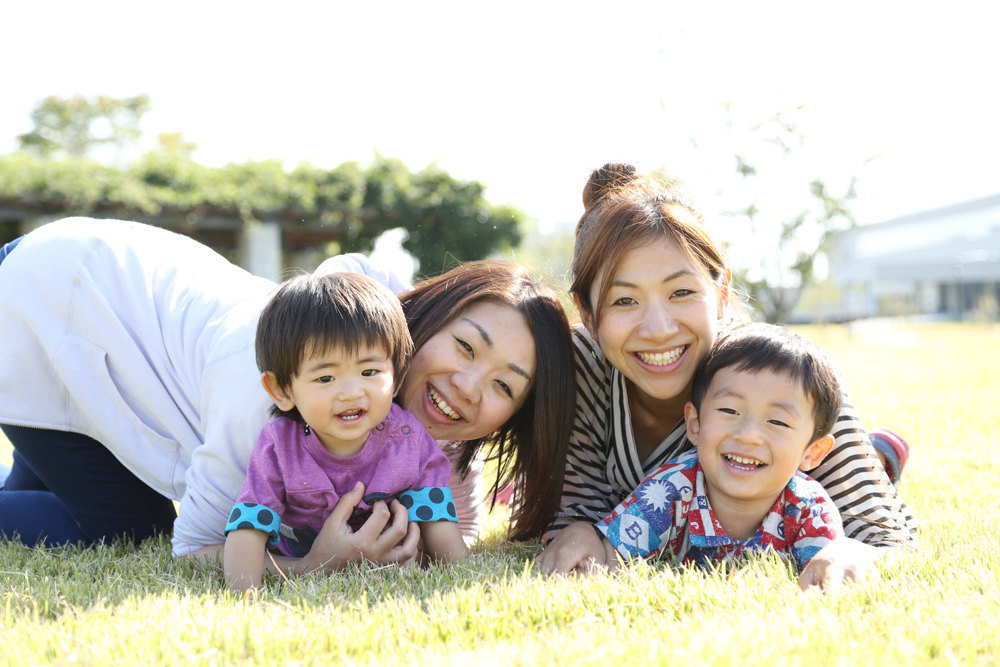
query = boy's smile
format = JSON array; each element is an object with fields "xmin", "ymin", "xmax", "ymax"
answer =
[
  {"xmin": 685, "ymin": 366, "xmax": 832, "ymax": 538},
  {"xmin": 263, "ymin": 343, "xmax": 395, "ymax": 458}
]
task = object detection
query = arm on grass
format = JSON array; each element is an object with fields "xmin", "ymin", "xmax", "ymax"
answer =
[
  {"xmin": 798, "ymin": 537, "xmax": 889, "ymax": 592},
  {"xmin": 188, "ymin": 482, "xmax": 420, "ymax": 575},
  {"xmin": 269, "ymin": 482, "xmax": 420, "ymax": 576},
  {"xmin": 419, "ymin": 521, "xmax": 468, "ymax": 564},
  {"xmin": 224, "ymin": 529, "xmax": 268, "ymax": 591},
  {"xmin": 536, "ymin": 521, "xmax": 611, "ymax": 574}
]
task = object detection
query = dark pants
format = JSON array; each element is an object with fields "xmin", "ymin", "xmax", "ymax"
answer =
[{"xmin": 0, "ymin": 236, "xmax": 176, "ymax": 547}]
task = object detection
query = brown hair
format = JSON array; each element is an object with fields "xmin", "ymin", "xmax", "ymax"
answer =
[
  {"xmin": 256, "ymin": 272, "xmax": 413, "ymax": 422},
  {"xmin": 690, "ymin": 322, "xmax": 843, "ymax": 443},
  {"xmin": 570, "ymin": 163, "xmax": 731, "ymax": 326},
  {"xmin": 399, "ymin": 260, "xmax": 575, "ymax": 541}
]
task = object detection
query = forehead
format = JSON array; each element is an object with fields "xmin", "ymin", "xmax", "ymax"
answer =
[
  {"xmin": 593, "ymin": 235, "xmax": 714, "ymax": 292},
  {"xmin": 301, "ymin": 340, "xmax": 389, "ymax": 366}
]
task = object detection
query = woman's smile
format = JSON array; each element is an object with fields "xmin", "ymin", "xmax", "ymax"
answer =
[
  {"xmin": 399, "ymin": 301, "xmax": 536, "ymax": 442},
  {"xmin": 588, "ymin": 236, "xmax": 727, "ymax": 409},
  {"xmin": 426, "ymin": 384, "xmax": 462, "ymax": 422},
  {"xmin": 633, "ymin": 344, "xmax": 689, "ymax": 369}
]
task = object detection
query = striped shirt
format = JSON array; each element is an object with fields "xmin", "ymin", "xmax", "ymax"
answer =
[{"xmin": 547, "ymin": 325, "xmax": 919, "ymax": 548}]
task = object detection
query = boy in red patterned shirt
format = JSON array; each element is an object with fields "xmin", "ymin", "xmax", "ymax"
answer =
[{"xmin": 594, "ymin": 323, "xmax": 845, "ymax": 573}]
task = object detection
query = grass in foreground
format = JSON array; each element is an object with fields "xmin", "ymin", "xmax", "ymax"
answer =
[{"xmin": 2, "ymin": 322, "xmax": 999, "ymax": 666}]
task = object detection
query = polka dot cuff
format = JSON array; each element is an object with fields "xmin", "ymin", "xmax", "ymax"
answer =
[
  {"xmin": 397, "ymin": 487, "xmax": 458, "ymax": 523},
  {"xmin": 225, "ymin": 502, "xmax": 281, "ymax": 546}
]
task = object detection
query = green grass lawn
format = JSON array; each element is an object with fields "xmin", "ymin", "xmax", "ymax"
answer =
[{"xmin": 2, "ymin": 322, "xmax": 998, "ymax": 666}]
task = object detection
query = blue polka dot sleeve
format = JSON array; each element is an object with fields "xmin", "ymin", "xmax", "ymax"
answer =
[
  {"xmin": 225, "ymin": 502, "xmax": 282, "ymax": 546},
  {"xmin": 397, "ymin": 487, "xmax": 458, "ymax": 523}
]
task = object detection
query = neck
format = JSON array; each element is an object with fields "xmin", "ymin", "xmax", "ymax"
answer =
[
  {"xmin": 625, "ymin": 380, "xmax": 689, "ymax": 462},
  {"xmin": 626, "ymin": 378, "xmax": 688, "ymax": 428},
  {"xmin": 317, "ymin": 433, "xmax": 369, "ymax": 459},
  {"xmin": 703, "ymin": 487, "xmax": 781, "ymax": 542}
]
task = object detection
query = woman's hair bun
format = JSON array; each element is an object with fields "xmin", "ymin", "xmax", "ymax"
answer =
[{"xmin": 582, "ymin": 163, "xmax": 638, "ymax": 208}]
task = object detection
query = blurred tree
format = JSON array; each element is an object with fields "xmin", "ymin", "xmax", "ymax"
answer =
[
  {"xmin": 398, "ymin": 161, "xmax": 522, "ymax": 276},
  {"xmin": 0, "ymin": 150, "xmax": 523, "ymax": 273},
  {"xmin": 715, "ymin": 107, "xmax": 862, "ymax": 323},
  {"xmin": 6, "ymin": 95, "xmax": 523, "ymax": 271},
  {"xmin": 155, "ymin": 132, "xmax": 197, "ymax": 158},
  {"xmin": 17, "ymin": 94, "xmax": 151, "ymax": 160}
]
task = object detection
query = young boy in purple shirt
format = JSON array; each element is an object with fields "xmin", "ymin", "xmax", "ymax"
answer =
[{"xmin": 224, "ymin": 273, "xmax": 466, "ymax": 590}]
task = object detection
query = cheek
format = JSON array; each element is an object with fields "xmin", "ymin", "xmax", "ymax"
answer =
[
  {"xmin": 595, "ymin": 312, "xmax": 628, "ymax": 345},
  {"xmin": 481, "ymin": 397, "xmax": 518, "ymax": 434}
]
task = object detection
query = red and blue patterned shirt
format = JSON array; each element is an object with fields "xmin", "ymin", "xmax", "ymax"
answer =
[{"xmin": 596, "ymin": 450, "xmax": 844, "ymax": 570}]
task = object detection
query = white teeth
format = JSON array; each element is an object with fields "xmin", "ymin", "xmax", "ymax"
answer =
[
  {"xmin": 427, "ymin": 385, "xmax": 460, "ymax": 421},
  {"xmin": 725, "ymin": 454, "xmax": 764, "ymax": 467},
  {"xmin": 637, "ymin": 347, "xmax": 685, "ymax": 366},
  {"xmin": 340, "ymin": 410, "xmax": 362, "ymax": 421}
]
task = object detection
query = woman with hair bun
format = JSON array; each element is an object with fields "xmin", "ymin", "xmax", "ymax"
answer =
[{"xmin": 536, "ymin": 164, "xmax": 916, "ymax": 589}]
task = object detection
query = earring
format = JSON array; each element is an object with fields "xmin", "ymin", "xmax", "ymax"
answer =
[{"xmin": 304, "ymin": 424, "xmax": 311, "ymax": 436}]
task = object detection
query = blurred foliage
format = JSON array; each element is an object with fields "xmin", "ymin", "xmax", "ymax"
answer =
[
  {"xmin": 718, "ymin": 107, "xmax": 860, "ymax": 323},
  {"xmin": 2, "ymin": 95, "xmax": 523, "ymax": 274},
  {"xmin": 18, "ymin": 94, "xmax": 151, "ymax": 160}
]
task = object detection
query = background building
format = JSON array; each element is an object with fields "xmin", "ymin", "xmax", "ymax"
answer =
[{"xmin": 811, "ymin": 193, "xmax": 1000, "ymax": 321}]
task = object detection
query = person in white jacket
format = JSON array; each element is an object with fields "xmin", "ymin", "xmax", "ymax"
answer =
[{"xmin": 0, "ymin": 218, "xmax": 575, "ymax": 574}]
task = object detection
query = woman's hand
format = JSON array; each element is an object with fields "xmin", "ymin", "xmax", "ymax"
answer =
[
  {"xmin": 798, "ymin": 537, "xmax": 882, "ymax": 592},
  {"xmin": 292, "ymin": 481, "xmax": 421, "ymax": 574},
  {"xmin": 536, "ymin": 521, "xmax": 609, "ymax": 574}
]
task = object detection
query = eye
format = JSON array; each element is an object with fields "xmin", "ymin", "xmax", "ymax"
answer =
[
  {"xmin": 361, "ymin": 369, "xmax": 379, "ymax": 377},
  {"xmin": 317, "ymin": 375, "xmax": 334, "ymax": 384},
  {"xmin": 672, "ymin": 288, "xmax": 695, "ymax": 298},
  {"xmin": 495, "ymin": 379, "xmax": 513, "ymax": 398},
  {"xmin": 768, "ymin": 419, "xmax": 791, "ymax": 428},
  {"xmin": 454, "ymin": 336, "xmax": 473, "ymax": 356},
  {"xmin": 718, "ymin": 407, "xmax": 738, "ymax": 415},
  {"xmin": 611, "ymin": 296, "xmax": 636, "ymax": 306}
]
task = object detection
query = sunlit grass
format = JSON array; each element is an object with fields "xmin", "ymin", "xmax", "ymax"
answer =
[{"xmin": 2, "ymin": 323, "xmax": 998, "ymax": 666}]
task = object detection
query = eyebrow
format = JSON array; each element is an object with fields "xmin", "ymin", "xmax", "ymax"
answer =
[
  {"xmin": 358, "ymin": 354, "xmax": 388, "ymax": 364},
  {"xmin": 611, "ymin": 269, "xmax": 695, "ymax": 288},
  {"xmin": 462, "ymin": 317, "xmax": 532, "ymax": 383},
  {"xmin": 303, "ymin": 354, "xmax": 387, "ymax": 373},
  {"xmin": 713, "ymin": 388, "xmax": 802, "ymax": 417},
  {"xmin": 463, "ymin": 317, "xmax": 494, "ymax": 348},
  {"xmin": 508, "ymin": 362, "xmax": 532, "ymax": 383}
]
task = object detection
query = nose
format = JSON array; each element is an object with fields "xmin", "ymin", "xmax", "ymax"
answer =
[
  {"xmin": 451, "ymin": 363, "xmax": 483, "ymax": 405},
  {"xmin": 336, "ymin": 378, "xmax": 365, "ymax": 401},
  {"xmin": 732, "ymin": 417, "xmax": 764, "ymax": 447},
  {"xmin": 639, "ymin": 300, "xmax": 680, "ymax": 341}
]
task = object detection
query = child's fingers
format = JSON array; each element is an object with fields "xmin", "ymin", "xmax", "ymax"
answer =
[
  {"xmin": 325, "ymin": 481, "xmax": 366, "ymax": 529},
  {"xmin": 350, "ymin": 498, "xmax": 392, "ymax": 549},
  {"xmin": 383, "ymin": 521, "xmax": 420, "ymax": 567},
  {"xmin": 373, "ymin": 500, "xmax": 418, "ymax": 562}
]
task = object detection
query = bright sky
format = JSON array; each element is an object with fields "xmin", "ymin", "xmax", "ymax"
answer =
[{"xmin": 4, "ymin": 1, "xmax": 998, "ymax": 264}]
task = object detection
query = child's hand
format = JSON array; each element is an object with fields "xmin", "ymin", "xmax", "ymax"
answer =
[
  {"xmin": 536, "ymin": 521, "xmax": 609, "ymax": 575},
  {"xmin": 304, "ymin": 482, "xmax": 420, "ymax": 572},
  {"xmin": 798, "ymin": 537, "xmax": 880, "ymax": 592}
]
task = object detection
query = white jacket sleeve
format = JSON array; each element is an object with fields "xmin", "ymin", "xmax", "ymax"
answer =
[
  {"xmin": 314, "ymin": 253, "xmax": 413, "ymax": 295},
  {"xmin": 171, "ymin": 307, "xmax": 275, "ymax": 556}
]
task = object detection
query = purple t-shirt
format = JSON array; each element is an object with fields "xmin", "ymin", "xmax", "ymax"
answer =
[{"xmin": 236, "ymin": 403, "xmax": 451, "ymax": 557}]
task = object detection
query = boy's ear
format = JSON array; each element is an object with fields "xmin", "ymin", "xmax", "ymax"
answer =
[
  {"xmin": 574, "ymin": 294, "xmax": 596, "ymax": 339},
  {"xmin": 684, "ymin": 402, "xmax": 701, "ymax": 444},
  {"xmin": 799, "ymin": 434, "xmax": 835, "ymax": 472},
  {"xmin": 261, "ymin": 372, "xmax": 295, "ymax": 411}
]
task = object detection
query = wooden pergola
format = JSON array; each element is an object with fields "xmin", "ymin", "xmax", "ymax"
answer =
[{"xmin": 0, "ymin": 198, "xmax": 396, "ymax": 280}]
